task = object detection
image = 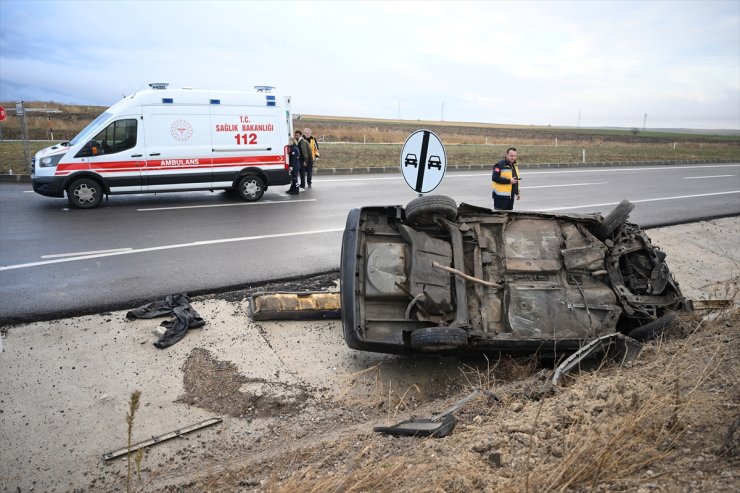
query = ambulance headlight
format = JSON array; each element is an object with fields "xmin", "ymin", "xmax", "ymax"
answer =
[{"xmin": 39, "ymin": 154, "xmax": 63, "ymax": 168}]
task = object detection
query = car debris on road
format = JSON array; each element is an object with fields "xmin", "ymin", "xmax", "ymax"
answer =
[{"xmin": 126, "ymin": 293, "xmax": 205, "ymax": 348}]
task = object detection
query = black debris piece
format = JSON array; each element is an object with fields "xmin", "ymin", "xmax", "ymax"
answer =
[
  {"xmin": 126, "ymin": 294, "xmax": 205, "ymax": 348},
  {"xmin": 374, "ymin": 414, "xmax": 457, "ymax": 438}
]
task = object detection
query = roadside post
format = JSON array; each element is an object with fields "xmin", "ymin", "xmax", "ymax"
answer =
[
  {"xmin": 16, "ymin": 101, "xmax": 31, "ymax": 173},
  {"xmin": 400, "ymin": 129, "xmax": 447, "ymax": 196}
]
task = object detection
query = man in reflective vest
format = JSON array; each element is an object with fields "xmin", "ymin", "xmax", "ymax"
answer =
[{"xmin": 491, "ymin": 147, "xmax": 521, "ymax": 210}]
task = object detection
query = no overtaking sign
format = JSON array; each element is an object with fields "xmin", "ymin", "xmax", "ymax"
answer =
[{"xmin": 400, "ymin": 129, "xmax": 446, "ymax": 194}]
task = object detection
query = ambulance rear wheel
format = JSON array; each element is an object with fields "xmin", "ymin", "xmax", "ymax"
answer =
[
  {"xmin": 237, "ymin": 175, "xmax": 265, "ymax": 201},
  {"xmin": 67, "ymin": 178, "xmax": 103, "ymax": 209}
]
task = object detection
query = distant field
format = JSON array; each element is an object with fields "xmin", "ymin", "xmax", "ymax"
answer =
[{"xmin": 1, "ymin": 104, "xmax": 738, "ymax": 174}]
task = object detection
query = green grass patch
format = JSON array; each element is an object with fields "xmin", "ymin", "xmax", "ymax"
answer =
[{"xmin": 0, "ymin": 141, "xmax": 51, "ymax": 174}]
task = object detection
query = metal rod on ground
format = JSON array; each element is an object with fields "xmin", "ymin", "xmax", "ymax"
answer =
[
  {"xmin": 431, "ymin": 388, "xmax": 501, "ymax": 422},
  {"xmin": 103, "ymin": 417, "xmax": 222, "ymax": 460}
]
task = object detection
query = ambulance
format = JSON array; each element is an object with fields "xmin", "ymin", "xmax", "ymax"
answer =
[{"xmin": 31, "ymin": 83, "xmax": 293, "ymax": 208}]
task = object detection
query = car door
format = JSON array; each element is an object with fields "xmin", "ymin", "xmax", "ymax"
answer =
[{"xmin": 86, "ymin": 117, "xmax": 144, "ymax": 193}]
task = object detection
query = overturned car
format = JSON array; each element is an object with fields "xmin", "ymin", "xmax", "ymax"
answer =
[{"xmin": 340, "ymin": 196, "xmax": 690, "ymax": 355}]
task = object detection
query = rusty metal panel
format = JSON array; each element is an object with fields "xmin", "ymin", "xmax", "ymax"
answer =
[
  {"xmin": 504, "ymin": 218, "xmax": 562, "ymax": 261},
  {"xmin": 506, "ymin": 259, "xmax": 562, "ymax": 272}
]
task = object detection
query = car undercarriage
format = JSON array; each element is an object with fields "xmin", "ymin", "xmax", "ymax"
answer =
[{"xmin": 340, "ymin": 196, "xmax": 690, "ymax": 355}]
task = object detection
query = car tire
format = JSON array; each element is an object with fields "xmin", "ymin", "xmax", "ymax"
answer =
[
  {"xmin": 67, "ymin": 178, "xmax": 103, "ymax": 209},
  {"xmin": 405, "ymin": 195, "xmax": 457, "ymax": 226},
  {"xmin": 237, "ymin": 175, "xmax": 265, "ymax": 202},
  {"xmin": 595, "ymin": 199, "xmax": 635, "ymax": 240},
  {"xmin": 410, "ymin": 327, "xmax": 468, "ymax": 351},
  {"xmin": 626, "ymin": 312, "xmax": 679, "ymax": 341}
]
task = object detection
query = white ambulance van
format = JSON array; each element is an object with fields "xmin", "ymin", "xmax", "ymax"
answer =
[{"xmin": 32, "ymin": 83, "xmax": 293, "ymax": 208}]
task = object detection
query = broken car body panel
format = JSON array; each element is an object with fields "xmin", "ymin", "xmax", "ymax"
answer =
[{"xmin": 340, "ymin": 196, "xmax": 689, "ymax": 355}]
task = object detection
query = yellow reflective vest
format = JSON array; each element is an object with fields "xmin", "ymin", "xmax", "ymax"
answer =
[{"xmin": 491, "ymin": 160, "xmax": 520, "ymax": 197}]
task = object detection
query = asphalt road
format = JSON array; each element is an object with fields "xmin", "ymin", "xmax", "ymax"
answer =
[{"xmin": 1, "ymin": 163, "xmax": 739, "ymax": 323}]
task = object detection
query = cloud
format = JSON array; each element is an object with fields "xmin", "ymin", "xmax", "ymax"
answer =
[{"xmin": 0, "ymin": 0, "xmax": 737, "ymax": 129}]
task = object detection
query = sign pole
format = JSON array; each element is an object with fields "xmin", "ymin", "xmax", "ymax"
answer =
[
  {"xmin": 414, "ymin": 131, "xmax": 431, "ymax": 193},
  {"xmin": 16, "ymin": 101, "xmax": 31, "ymax": 173}
]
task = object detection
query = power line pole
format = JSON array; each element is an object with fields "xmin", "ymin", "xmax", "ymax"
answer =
[{"xmin": 642, "ymin": 113, "xmax": 647, "ymax": 131}]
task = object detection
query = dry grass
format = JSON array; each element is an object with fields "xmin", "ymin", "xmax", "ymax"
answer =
[
  {"xmin": 336, "ymin": 361, "xmax": 425, "ymax": 424},
  {"xmin": 171, "ymin": 308, "xmax": 738, "ymax": 493},
  {"xmin": 1, "ymin": 105, "xmax": 738, "ymax": 174}
]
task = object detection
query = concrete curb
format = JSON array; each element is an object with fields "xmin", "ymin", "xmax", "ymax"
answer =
[
  {"xmin": 0, "ymin": 174, "xmax": 30, "ymax": 182},
  {"xmin": 1, "ymin": 159, "xmax": 736, "ymax": 183}
]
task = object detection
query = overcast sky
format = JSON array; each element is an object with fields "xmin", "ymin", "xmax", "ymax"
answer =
[{"xmin": 1, "ymin": 0, "xmax": 738, "ymax": 129}]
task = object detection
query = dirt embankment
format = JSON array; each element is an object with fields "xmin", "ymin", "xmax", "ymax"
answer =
[{"xmin": 0, "ymin": 217, "xmax": 738, "ymax": 492}]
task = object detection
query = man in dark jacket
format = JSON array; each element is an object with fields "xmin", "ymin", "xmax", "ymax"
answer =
[
  {"xmin": 294, "ymin": 130, "xmax": 313, "ymax": 189},
  {"xmin": 491, "ymin": 147, "xmax": 521, "ymax": 210}
]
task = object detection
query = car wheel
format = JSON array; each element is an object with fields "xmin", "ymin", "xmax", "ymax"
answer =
[
  {"xmin": 410, "ymin": 327, "xmax": 468, "ymax": 351},
  {"xmin": 626, "ymin": 312, "xmax": 678, "ymax": 341},
  {"xmin": 67, "ymin": 178, "xmax": 103, "ymax": 209},
  {"xmin": 405, "ymin": 195, "xmax": 457, "ymax": 226},
  {"xmin": 237, "ymin": 175, "xmax": 265, "ymax": 201},
  {"xmin": 595, "ymin": 199, "xmax": 635, "ymax": 240}
]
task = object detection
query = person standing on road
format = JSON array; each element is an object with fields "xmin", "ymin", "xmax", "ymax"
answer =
[
  {"xmin": 294, "ymin": 130, "xmax": 313, "ymax": 189},
  {"xmin": 303, "ymin": 128, "xmax": 320, "ymax": 188},
  {"xmin": 491, "ymin": 147, "xmax": 521, "ymax": 210},
  {"xmin": 286, "ymin": 137, "xmax": 301, "ymax": 195}
]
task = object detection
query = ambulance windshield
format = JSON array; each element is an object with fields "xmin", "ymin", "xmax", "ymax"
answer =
[{"xmin": 69, "ymin": 111, "xmax": 114, "ymax": 147}]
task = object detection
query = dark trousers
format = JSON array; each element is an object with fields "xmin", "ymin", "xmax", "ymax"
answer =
[
  {"xmin": 492, "ymin": 194, "xmax": 515, "ymax": 210},
  {"xmin": 299, "ymin": 160, "xmax": 306, "ymax": 187},
  {"xmin": 288, "ymin": 164, "xmax": 300, "ymax": 190},
  {"xmin": 300, "ymin": 161, "xmax": 313, "ymax": 187}
]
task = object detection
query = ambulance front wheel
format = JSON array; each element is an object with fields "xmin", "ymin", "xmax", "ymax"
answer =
[
  {"xmin": 67, "ymin": 178, "xmax": 103, "ymax": 209},
  {"xmin": 237, "ymin": 175, "xmax": 265, "ymax": 202}
]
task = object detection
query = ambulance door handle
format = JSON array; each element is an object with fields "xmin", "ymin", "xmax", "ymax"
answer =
[
  {"xmin": 131, "ymin": 154, "xmax": 143, "ymax": 157},
  {"xmin": 149, "ymin": 153, "xmax": 160, "ymax": 156}
]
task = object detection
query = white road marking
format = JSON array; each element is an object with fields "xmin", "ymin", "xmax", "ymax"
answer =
[
  {"xmin": 520, "ymin": 163, "xmax": 740, "ymax": 176},
  {"xmin": 319, "ymin": 163, "xmax": 740, "ymax": 181},
  {"xmin": 0, "ymin": 228, "xmax": 344, "ymax": 271},
  {"xmin": 138, "ymin": 198, "xmax": 317, "ymax": 211},
  {"xmin": 42, "ymin": 248, "xmax": 133, "ymax": 259},
  {"xmin": 525, "ymin": 182, "xmax": 607, "ymax": 189},
  {"xmin": 541, "ymin": 190, "xmax": 740, "ymax": 211},
  {"xmin": 682, "ymin": 175, "xmax": 736, "ymax": 180}
]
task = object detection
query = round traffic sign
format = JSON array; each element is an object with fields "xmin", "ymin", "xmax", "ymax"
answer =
[
  {"xmin": 399, "ymin": 129, "xmax": 447, "ymax": 194},
  {"xmin": 0, "ymin": 106, "xmax": 6, "ymax": 121}
]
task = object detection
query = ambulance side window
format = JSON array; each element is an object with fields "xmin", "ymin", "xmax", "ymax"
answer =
[{"xmin": 92, "ymin": 119, "xmax": 138, "ymax": 154}]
